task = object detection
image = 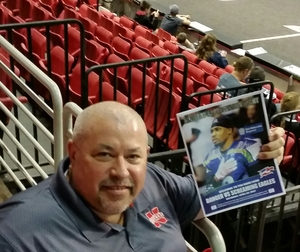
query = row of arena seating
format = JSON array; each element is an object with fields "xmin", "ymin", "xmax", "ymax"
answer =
[{"xmin": 0, "ymin": 0, "xmax": 286, "ymax": 152}]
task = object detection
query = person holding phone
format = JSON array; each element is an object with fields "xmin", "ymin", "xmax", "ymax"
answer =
[{"xmin": 134, "ymin": 0, "xmax": 160, "ymax": 31}]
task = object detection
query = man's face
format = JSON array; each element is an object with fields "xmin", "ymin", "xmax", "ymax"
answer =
[
  {"xmin": 68, "ymin": 121, "xmax": 148, "ymax": 216},
  {"xmin": 211, "ymin": 126, "xmax": 232, "ymax": 146}
]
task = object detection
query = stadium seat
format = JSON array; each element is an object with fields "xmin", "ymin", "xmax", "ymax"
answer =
[
  {"xmin": 95, "ymin": 26, "xmax": 113, "ymax": 44},
  {"xmin": 148, "ymin": 62, "xmax": 171, "ymax": 84},
  {"xmin": 173, "ymin": 58, "xmax": 186, "ymax": 74},
  {"xmin": 205, "ymin": 75, "xmax": 219, "ymax": 90},
  {"xmin": 32, "ymin": 4, "xmax": 52, "ymax": 22},
  {"xmin": 119, "ymin": 15, "xmax": 136, "ymax": 30},
  {"xmin": 66, "ymin": 27, "xmax": 81, "ymax": 56},
  {"xmin": 134, "ymin": 25, "xmax": 149, "ymax": 38},
  {"xmin": 196, "ymin": 87, "xmax": 222, "ymax": 106},
  {"xmin": 150, "ymin": 45, "xmax": 169, "ymax": 59},
  {"xmin": 187, "ymin": 64, "xmax": 207, "ymax": 90},
  {"xmin": 144, "ymin": 83, "xmax": 181, "ymax": 139},
  {"xmin": 77, "ymin": 2, "xmax": 89, "ymax": 17},
  {"xmin": 147, "ymin": 31, "xmax": 160, "ymax": 46},
  {"xmin": 128, "ymin": 67, "xmax": 153, "ymax": 105},
  {"xmin": 182, "ymin": 50, "xmax": 199, "ymax": 65},
  {"xmin": 111, "ymin": 36, "xmax": 131, "ymax": 61},
  {"xmin": 39, "ymin": 0, "xmax": 61, "ymax": 17},
  {"xmin": 61, "ymin": 0, "xmax": 77, "ymax": 8},
  {"xmin": 5, "ymin": 0, "xmax": 20, "ymax": 15},
  {"xmin": 38, "ymin": 46, "xmax": 74, "ymax": 77},
  {"xmin": 173, "ymin": 72, "xmax": 194, "ymax": 95},
  {"xmin": 18, "ymin": 0, "xmax": 34, "ymax": 22},
  {"xmin": 114, "ymin": 22, "xmax": 127, "ymax": 38},
  {"xmin": 129, "ymin": 47, "xmax": 150, "ymax": 70},
  {"xmin": 135, "ymin": 36, "xmax": 153, "ymax": 54},
  {"xmin": 215, "ymin": 68, "xmax": 227, "ymax": 78},
  {"xmin": 163, "ymin": 41, "xmax": 179, "ymax": 54},
  {"xmin": 69, "ymin": 63, "xmax": 99, "ymax": 103},
  {"xmin": 157, "ymin": 28, "xmax": 172, "ymax": 41},
  {"xmin": 101, "ymin": 14, "xmax": 115, "ymax": 32},
  {"xmin": 86, "ymin": 5, "xmax": 101, "ymax": 23},
  {"xmin": 225, "ymin": 64, "xmax": 234, "ymax": 73},
  {"xmin": 64, "ymin": 5, "xmax": 80, "ymax": 22},
  {"xmin": 96, "ymin": 81, "xmax": 129, "ymax": 105},
  {"xmin": 119, "ymin": 28, "xmax": 135, "ymax": 44},
  {"xmin": 69, "ymin": 86, "xmax": 94, "ymax": 106},
  {"xmin": 79, "ymin": 15, "xmax": 97, "ymax": 37},
  {"xmin": 85, "ymin": 39, "xmax": 109, "ymax": 67},
  {"xmin": 199, "ymin": 60, "xmax": 218, "ymax": 75}
]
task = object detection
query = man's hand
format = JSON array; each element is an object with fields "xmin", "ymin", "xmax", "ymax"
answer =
[
  {"xmin": 151, "ymin": 10, "xmax": 159, "ymax": 18},
  {"xmin": 215, "ymin": 158, "xmax": 237, "ymax": 180},
  {"xmin": 258, "ymin": 127, "xmax": 285, "ymax": 164}
]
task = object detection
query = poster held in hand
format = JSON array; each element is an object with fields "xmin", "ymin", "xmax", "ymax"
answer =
[{"xmin": 177, "ymin": 91, "xmax": 285, "ymax": 216}]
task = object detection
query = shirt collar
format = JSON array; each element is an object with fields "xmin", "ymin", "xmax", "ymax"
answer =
[{"xmin": 49, "ymin": 158, "xmax": 151, "ymax": 242}]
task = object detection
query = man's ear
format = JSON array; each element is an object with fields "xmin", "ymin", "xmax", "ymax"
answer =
[
  {"xmin": 68, "ymin": 140, "xmax": 76, "ymax": 162},
  {"xmin": 147, "ymin": 145, "xmax": 151, "ymax": 155}
]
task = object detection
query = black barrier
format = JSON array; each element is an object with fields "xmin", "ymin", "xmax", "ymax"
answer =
[
  {"xmin": 85, "ymin": 54, "xmax": 189, "ymax": 153},
  {"xmin": 0, "ymin": 19, "xmax": 85, "ymax": 167},
  {"xmin": 187, "ymin": 81, "xmax": 275, "ymax": 118}
]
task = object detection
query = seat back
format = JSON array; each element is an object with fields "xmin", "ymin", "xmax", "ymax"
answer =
[
  {"xmin": 95, "ymin": 26, "xmax": 113, "ymax": 44},
  {"xmin": 182, "ymin": 50, "xmax": 199, "ymax": 65},
  {"xmin": 96, "ymin": 82, "xmax": 129, "ymax": 105},
  {"xmin": 205, "ymin": 75, "xmax": 219, "ymax": 90},
  {"xmin": 119, "ymin": 16, "xmax": 135, "ymax": 29},
  {"xmin": 196, "ymin": 87, "xmax": 222, "ymax": 106},
  {"xmin": 151, "ymin": 45, "xmax": 169, "ymax": 58},
  {"xmin": 188, "ymin": 63, "xmax": 206, "ymax": 90},
  {"xmin": 134, "ymin": 25, "xmax": 148, "ymax": 38},
  {"xmin": 163, "ymin": 40, "xmax": 179, "ymax": 54},
  {"xmin": 49, "ymin": 46, "xmax": 74, "ymax": 76},
  {"xmin": 199, "ymin": 60, "xmax": 218, "ymax": 75},
  {"xmin": 157, "ymin": 28, "xmax": 171, "ymax": 41},
  {"xmin": 173, "ymin": 71, "xmax": 194, "ymax": 95}
]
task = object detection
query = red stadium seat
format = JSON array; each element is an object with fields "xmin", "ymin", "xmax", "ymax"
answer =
[
  {"xmin": 157, "ymin": 28, "xmax": 172, "ymax": 41},
  {"xmin": 104, "ymin": 54, "xmax": 128, "ymax": 87},
  {"xmin": 134, "ymin": 25, "xmax": 149, "ymax": 38},
  {"xmin": 119, "ymin": 16, "xmax": 136, "ymax": 30},
  {"xmin": 61, "ymin": 0, "xmax": 77, "ymax": 8},
  {"xmin": 111, "ymin": 36, "xmax": 131, "ymax": 61},
  {"xmin": 150, "ymin": 45, "xmax": 169, "ymax": 59},
  {"xmin": 69, "ymin": 63, "xmax": 99, "ymax": 103},
  {"xmin": 199, "ymin": 60, "xmax": 218, "ymax": 75},
  {"xmin": 147, "ymin": 31, "xmax": 160, "ymax": 45},
  {"xmin": 148, "ymin": 62, "xmax": 171, "ymax": 84},
  {"xmin": 39, "ymin": 46, "xmax": 74, "ymax": 77},
  {"xmin": 187, "ymin": 64, "xmax": 207, "ymax": 90},
  {"xmin": 129, "ymin": 47, "xmax": 150, "ymax": 70},
  {"xmin": 144, "ymin": 84, "xmax": 181, "ymax": 139},
  {"xmin": 135, "ymin": 36, "xmax": 152, "ymax": 54},
  {"xmin": 32, "ymin": 4, "xmax": 52, "ymax": 22},
  {"xmin": 95, "ymin": 26, "xmax": 113, "ymax": 44},
  {"xmin": 225, "ymin": 64, "xmax": 234, "ymax": 73},
  {"xmin": 215, "ymin": 68, "xmax": 227, "ymax": 78},
  {"xmin": 163, "ymin": 41, "xmax": 179, "ymax": 54},
  {"xmin": 101, "ymin": 14, "xmax": 115, "ymax": 32},
  {"xmin": 196, "ymin": 87, "xmax": 222, "ymax": 106},
  {"xmin": 205, "ymin": 75, "xmax": 219, "ymax": 90},
  {"xmin": 6, "ymin": 0, "xmax": 20, "ymax": 15},
  {"xmin": 39, "ymin": 0, "xmax": 61, "ymax": 17},
  {"xmin": 173, "ymin": 72, "xmax": 194, "ymax": 95},
  {"xmin": 87, "ymin": 5, "xmax": 101, "ymax": 23},
  {"xmin": 79, "ymin": 15, "xmax": 97, "ymax": 36},
  {"xmin": 128, "ymin": 67, "xmax": 153, "ymax": 104},
  {"xmin": 67, "ymin": 27, "xmax": 81, "ymax": 56},
  {"xmin": 85, "ymin": 39, "xmax": 109, "ymax": 67},
  {"xmin": 18, "ymin": 0, "xmax": 34, "ymax": 22},
  {"xmin": 64, "ymin": 5, "xmax": 79, "ymax": 22},
  {"xmin": 96, "ymin": 82, "xmax": 129, "ymax": 105},
  {"xmin": 182, "ymin": 50, "xmax": 199, "ymax": 65}
]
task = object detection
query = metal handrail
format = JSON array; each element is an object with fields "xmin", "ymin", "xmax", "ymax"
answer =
[{"xmin": 0, "ymin": 35, "xmax": 63, "ymax": 169}]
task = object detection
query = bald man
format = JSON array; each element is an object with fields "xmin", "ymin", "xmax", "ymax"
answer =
[{"xmin": 0, "ymin": 101, "xmax": 285, "ymax": 252}]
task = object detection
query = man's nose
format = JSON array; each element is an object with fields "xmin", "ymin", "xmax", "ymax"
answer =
[{"xmin": 110, "ymin": 156, "xmax": 130, "ymax": 178}]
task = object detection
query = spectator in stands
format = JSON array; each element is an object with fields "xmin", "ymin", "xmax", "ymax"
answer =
[
  {"xmin": 0, "ymin": 101, "xmax": 285, "ymax": 251},
  {"xmin": 134, "ymin": 0, "xmax": 160, "ymax": 31},
  {"xmin": 195, "ymin": 34, "xmax": 228, "ymax": 68},
  {"xmin": 218, "ymin": 56, "xmax": 254, "ymax": 97},
  {"xmin": 176, "ymin": 32, "xmax": 196, "ymax": 52},
  {"xmin": 275, "ymin": 92, "xmax": 300, "ymax": 138},
  {"xmin": 160, "ymin": 4, "xmax": 191, "ymax": 36}
]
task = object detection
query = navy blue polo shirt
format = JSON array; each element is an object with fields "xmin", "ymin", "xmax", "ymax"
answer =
[{"xmin": 0, "ymin": 158, "xmax": 200, "ymax": 252}]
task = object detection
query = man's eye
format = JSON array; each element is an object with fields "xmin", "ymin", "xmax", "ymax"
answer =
[
  {"xmin": 98, "ymin": 152, "xmax": 111, "ymax": 157},
  {"xmin": 128, "ymin": 155, "xmax": 140, "ymax": 160}
]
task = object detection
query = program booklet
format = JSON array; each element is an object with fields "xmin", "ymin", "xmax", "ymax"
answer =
[{"xmin": 177, "ymin": 91, "xmax": 285, "ymax": 216}]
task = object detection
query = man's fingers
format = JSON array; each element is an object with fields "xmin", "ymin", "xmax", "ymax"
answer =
[
  {"xmin": 258, "ymin": 147, "xmax": 284, "ymax": 162},
  {"xmin": 260, "ymin": 136, "xmax": 285, "ymax": 152}
]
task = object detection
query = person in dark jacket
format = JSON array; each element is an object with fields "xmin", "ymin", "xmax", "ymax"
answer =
[
  {"xmin": 134, "ymin": 0, "xmax": 159, "ymax": 31},
  {"xmin": 195, "ymin": 33, "xmax": 228, "ymax": 68}
]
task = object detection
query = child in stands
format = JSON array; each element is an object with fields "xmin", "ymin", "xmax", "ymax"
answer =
[
  {"xmin": 195, "ymin": 33, "xmax": 228, "ymax": 68},
  {"xmin": 175, "ymin": 32, "xmax": 196, "ymax": 52}
]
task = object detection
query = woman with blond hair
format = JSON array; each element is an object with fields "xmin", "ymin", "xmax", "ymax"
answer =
[{"xmin": 195, "ymin": 33, "xmax": 228, "ymax": 68}]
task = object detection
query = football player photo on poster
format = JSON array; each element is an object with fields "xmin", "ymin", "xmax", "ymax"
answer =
[{"xmin": 177, "ymin": 91, "xmax": 285, "ymax": 216}]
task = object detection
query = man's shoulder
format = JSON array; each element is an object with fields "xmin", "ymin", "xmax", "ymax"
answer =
[{"xmin": 0, "ymin": 178, "xmax": 57, "ymax": 227}]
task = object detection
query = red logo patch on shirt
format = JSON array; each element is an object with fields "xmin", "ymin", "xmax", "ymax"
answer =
[{"xmin": 145, "ymin": 207, "xmax": 168, "ymax": 228}]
